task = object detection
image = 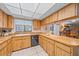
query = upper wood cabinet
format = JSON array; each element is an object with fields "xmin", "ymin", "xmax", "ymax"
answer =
[
  {"xmin": 33, "ymin": 20, "xmax": 41, "ymax": 30},
  {"xmin": 58, "ymin": 8, "xmax": 65, "ymax": 20},
  {"xmin": 0, "ymin": 9, "xmax": 13, "ymax": 28},
  {"xmin": 0, "ymin": 10, "xmax": 4, "ymax": 28},
  {"xmin": 3, "ymin": 12, "xmax": 8, "ymax": 28},
  {"xmin": 7, "ymin": 15, "xmax": 14, "ymax": 28},
  {"xmin": 58, "ymin": 4, "xmax": 76, "ymax": 20},
  {"xmin": 65, "ymin": 4, "xmax": 76, "ymax": 19}
]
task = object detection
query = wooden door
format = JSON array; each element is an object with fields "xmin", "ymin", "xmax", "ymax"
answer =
[
  {"xmin": 3, "ymin": 12, "xmax": 7, "ymax": 28},
  {"xmin": 7, "ymin": 15, "xmax": 13, "ymax": 28},
  {"xmin": 46, "ymin": 39, "xmax": 55, "ymax": 56},
  {"xmin": 0, "ymin": 10, "xmax": 3, "ymax": 28},
  {"xmin": 22, "ymin": 36, "xmax": 31, "ymax": 49},
  {"xmin": 42, "ymin": 37, "xmax": 47, "ymax": 52},
  {"xmin": 58, "ymin": 8, "xmax": 65, "ymax": 20},
  {"xmin": 39, "ymin": 36, "xmax": 43, "ymax": 47},
  {"xmin": 7, "ymin": 40, "xmax": 12, "ymax": 56},
  {"xmin": 65, "ymin": 4, "xmax": 76, "ymax": 19},
  {"xmin": 12, "ymin": 37, "xmax": 22, "ymax": 51}
]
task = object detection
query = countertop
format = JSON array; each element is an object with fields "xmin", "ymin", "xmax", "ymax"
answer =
[
  {"xmin": 0, "ymin": 32, "xmax": 79, "ymax": 47},
  {"xmin": 40, "ymin": 34, "xmax": 79, "ymax": 46},
  {"xmin": 0, "ymin": 33, "xmax": 39, "ymax": 44}
]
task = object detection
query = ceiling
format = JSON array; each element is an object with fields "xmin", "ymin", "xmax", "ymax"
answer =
[{"xmin": 0, "ymin": 3, "xmax": 69, "ymax": 20}]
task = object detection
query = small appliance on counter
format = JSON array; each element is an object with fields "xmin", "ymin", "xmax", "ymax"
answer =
[{"xmin": 0, "ymin": 28, "xmax": 12, "ymax": 36}]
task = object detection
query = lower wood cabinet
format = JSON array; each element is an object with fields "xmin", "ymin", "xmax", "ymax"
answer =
[
  {"xmin": 0, "ymin": 36, "xmax": 31, "ymax": 56},
  {"xmin": 55, "ymin": 42, "xmax": 72, "ymax": 56},
  {"xmin": 39, "ymin": 35, "xmax": 75, "ymax": 56},
  {"xmin": 12, "ymin": 36, "xmax": 31, "ymax": 52},
  {"xmin": 22, "ymin": 36, "xmax": 31, "ymax": 49},
  {"xmin": 46, "ymin": 39, "xmax": 55, "ymax": 56},
  {"xmin": 12, "ymin": 37, "xmax": 22, "ymax": 51},
  {"xmin": 39, "ymin": 35, "xmax": 55, "ymax": 56}
]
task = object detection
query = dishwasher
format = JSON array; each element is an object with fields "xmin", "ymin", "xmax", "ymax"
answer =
[{"xmin": 31, "ymin": 35, "xmax": 39, "ymax": 47}]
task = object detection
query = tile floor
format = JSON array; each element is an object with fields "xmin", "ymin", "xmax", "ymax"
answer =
[{"xmin": 11, "ymin": 45, "xmax": 48, "ymax": 56}]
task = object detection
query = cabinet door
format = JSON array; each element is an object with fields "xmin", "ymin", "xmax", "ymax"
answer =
[
  {"xmin": 58, "ymin": 8, "xmax": 65, "ymax": 20},
  {"xmin": 22, "ymin": 36, "xmax": 31, "ymax": 49},
  {"xmin": 0, "ymin": 45, "xmax": 8, "ymax": 56},
  {"xmin": 65, "ymin": 4, "xmax": 76, "ymax": 19},
  {"xmin": 33, "ymin": 20, "xmax": 41, "ymax": 30},
  {"xmin": 55, "ymin": 46, "xmax": 70, "ymax": 56},
  {"xmin": 39, "ymin": 36, "xmax": 43, "ymax": 47},
  {"xmin": 42, "ymin": 37, "xmax": 47, "ymax": 52},
  {"xmin": 7, "ymin": 40, "xmax": 12, "ymax": 56},
  {"xmin": 53, "ymin": 13, "xmax": 58, "ymax": 22},
  {"xmin": 7, "ymin": 16, "xmax": 13, "ymax": 28},
  {"xmin": 0, "ymin": 10, "xmax": 3, "ymax": 28},
  {"xmin": 12, "ymin": 37, "xmax": 22, "ymax": 51},
  {"xmin": 3, "ymin": 12, "xmax": 7, "ymax": 28},
  {"xmin": 46, "ymin": 39, "xmax": 55, "ymax": 56},
  {"xmin": 55, "ymin": 42, "xmax": 71, "ymax": 56}
]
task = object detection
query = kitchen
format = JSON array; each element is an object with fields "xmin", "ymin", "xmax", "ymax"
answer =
[{"xmin": 0, "ymin": 3, "xmax": 79, "ymax": 56}]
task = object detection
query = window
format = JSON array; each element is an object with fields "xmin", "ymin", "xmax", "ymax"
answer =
[{"xmin": 14, "ymin": 19, "xmax": 32, "ymax": 32}]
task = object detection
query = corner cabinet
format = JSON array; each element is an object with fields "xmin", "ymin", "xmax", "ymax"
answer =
[
  {"xmin": 33, "ymin": 20, "xmax": 41, "ymax": 30},
  {"xmin": 39, "ymin": 35, "xmax": 79, "ymax": 56}
]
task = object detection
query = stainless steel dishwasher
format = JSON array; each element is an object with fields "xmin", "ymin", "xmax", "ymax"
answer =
[{"xmin": 31, "ymin": 35, "xmax": 39, "ymax": 47}]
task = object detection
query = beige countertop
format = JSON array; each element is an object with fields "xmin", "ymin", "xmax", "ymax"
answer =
[
  {"xmin": 0, "ymin": 33, "xmax": 39, "ymax": 44},
  {"xmin": 40, "ymin": 34, "xmax": 79, "ymax": 46},
  {"xmin": 0, "ymin": 32, "xmax": 79, "ymax": 47}
]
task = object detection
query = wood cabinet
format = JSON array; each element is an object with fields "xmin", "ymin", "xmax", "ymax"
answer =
[
  {"xmin": 39, "ymin": 35, "xmax": 55, "ymax": 56},
  {"xmin": 12, "ymin": 37, "xmax": 23, "ymax": 51},
  {"xmin": 65, "ymin": 4, "xmax": 76, "ymax": 19},
  {"xmin": 0, "ymin": 10, "xmax": 13, "ymax": 28},
  {"xmin": 39, "ymin": 35, "xmax": 43, "ymax": 47},
  {"xmin": 39, "ymin": 35, "xmax": 75, "ymax": 56},
  {"xmin": 33, "ymin": 20, "xmax": 41, "ymax": 30},
  {"xmin": 58, "ymin": 4, "xmax": 76, "ymax": 21},
  {"xmin": 22, "ymin": 36, "xmax": 31, "ymax": 49},
  {"xmin": 55, "ymin": 42, "xmax": 72, "ymax": 56},
  {"xmin": 7, "ymin": 39, "xmax": 12, "ymax": 56},
  {"xmin": 42, "ymin": 36, "xmax": 47, "ymax": 52},
  {"xmin": 46, "ymin": 39, "xmax": 55, "ymax": 56},
  {"xmin": 0, "ymin": 41, "xmax": 8, "ymax": 56},
  {"xmin": 12, "ymin": 36, "xmax": 31, "ymax": 52},
  {"xmin": 3, "ymin": 12, "xmax": 8, "ymax": 28},
  {"xmin": 7, "ymin": 15, "xmax": 14, "ymax": 28},
  {"xmin": 58, "ymin": 8, "xmax": 65, "ymax": 20}
]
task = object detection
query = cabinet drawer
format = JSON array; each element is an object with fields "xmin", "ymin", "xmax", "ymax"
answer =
[{"xmin": 55, "ymin": 42, "xmax": 71, "ymax": 53}]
